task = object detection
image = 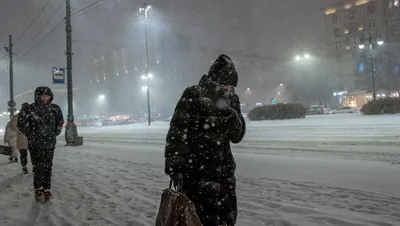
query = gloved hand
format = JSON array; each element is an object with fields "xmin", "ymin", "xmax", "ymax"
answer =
[
  {"xmin": 224, "ymin": 107, "xmax": 241, "ymax": 130},
  {"xmin": 170, "ymin": 173, "xmax": 183, "ymax": 189}
]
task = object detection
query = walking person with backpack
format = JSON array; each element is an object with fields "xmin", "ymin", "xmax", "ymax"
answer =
[
  {"xmin": 164, "ymin": 54, "xmax": 246, "ymax": 226},
  {"xmin": 18, "ymin": 87, "xmax": 64, "ymax": 202},
  {"xmin": 9, "ymin": 103, "xmax": 30, "ymax": 174}
]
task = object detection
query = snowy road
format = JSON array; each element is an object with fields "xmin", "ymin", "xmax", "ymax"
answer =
[{"xmin": 1, "ymin": 114, "xmax": 400, "ymax": 226}]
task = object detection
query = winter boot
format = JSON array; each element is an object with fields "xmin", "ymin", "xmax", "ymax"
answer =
[
  {"xmin": 35, "ymin": 188, "xmax": 45, "ymax": 202},
  {"xmin": 43, "ymin": 189, "xmax": 53, "ymax": 201},
  {"xmin": 22, "ymin": 167, "xmax": 28, "ymax": 174}
]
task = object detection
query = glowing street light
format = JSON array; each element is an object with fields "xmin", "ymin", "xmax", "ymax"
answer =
[
  {"xmin": 142, "ymin": 86, "xmax": 148, "ymax": 91},
  {"xmin": 358, "ymin": 44, "xmax": 365, "ymax": 49},
  {"xmin": 98, "ymin": 94, "xmax": 106, "ymax": 101},
  {"xmin": 294, "ymin": 49, "xmax": 311, "ymax": 61},
  {"xmin": 141, "ymin": 73, "xmax": 153, "ymax": 80},
  {"xmin": 280, "ymin": 83, "xmax": 283, "ymax": 86},
  {"xmin": 139, "ymin": 4, "xmax": 151, "ymax": 13},
  {"xmin": 377, "ymin": 40, "xmax": 384, "ymax": 46}
]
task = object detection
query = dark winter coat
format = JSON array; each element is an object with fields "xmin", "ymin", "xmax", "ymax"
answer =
[
  {"xmin": 17, "ymin": 87, "xmax": 64, "ymax": 149},
  {"xmin": 165, "ymin": 55, "xmax": 246, "ymax": 226}
]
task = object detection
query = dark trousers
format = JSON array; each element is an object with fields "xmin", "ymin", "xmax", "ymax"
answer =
[
  {"xmin": 20, "ymin": 149, "xmax": 28, "ymax": 167},
  {"xmin": 30, "ymin": 149, "xmax": 55, "ymax": 190}
]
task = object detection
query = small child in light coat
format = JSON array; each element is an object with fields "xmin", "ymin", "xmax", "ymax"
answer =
[{"xmin": 4, "ymin": 120, "xmax": 19, "ymax": 162}]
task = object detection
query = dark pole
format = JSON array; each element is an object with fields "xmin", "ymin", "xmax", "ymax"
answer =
[
  {"xmin": 144, "ymin": 2, "xmax": 151, "ymax": 125},
  {"xmin": 65, "ymin": 0, "xmax": 79, "ymax": 145},
  {"xmin": 369, "ymin": 35, "xmax": 377, "ymax": 100},
  {"xmin": 7, "ymin": 35, "xmax": 15, "ymax": 119}
]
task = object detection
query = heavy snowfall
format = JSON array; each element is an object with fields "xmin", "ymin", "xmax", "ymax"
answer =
[{"xmin": 1, "ymin": 114, "xmax": 400, "ymax": 226}]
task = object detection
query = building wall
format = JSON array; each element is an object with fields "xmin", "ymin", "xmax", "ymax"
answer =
[{"xmin": 323, "ymin": 0, "xmax": 389, "ymax": 92}]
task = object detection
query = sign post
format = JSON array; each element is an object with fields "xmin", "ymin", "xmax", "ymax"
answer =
[{"xmin": 52, "ymin": 67, "xmax": 65, "ymax": 84}]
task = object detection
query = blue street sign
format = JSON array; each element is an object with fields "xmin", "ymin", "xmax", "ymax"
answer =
[{"xmin": 52, "ymin": 67, "xmax": 65, "ymax": 84}]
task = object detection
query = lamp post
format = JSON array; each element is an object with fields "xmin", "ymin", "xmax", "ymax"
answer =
[
  {"xmin": 358, "ymin": 35, "xmax": 384, "ymax": 100},
  {"xmin": 65, "ymin": 0, "xmax": 81, "ymax": 146},
  {"xmin": 294, "ymin": 49, "xmax": 311, "ymax": 61},
  {"xmin": 140, "ymin": 2, "xmax": 151, "ymax": 126}
]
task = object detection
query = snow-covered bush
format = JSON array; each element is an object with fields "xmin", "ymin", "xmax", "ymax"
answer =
[
  {"xmin": 248, "ymin": 103, "xmax": 307, "ymax": 121},
  {"xmin": 361, "ymin": 97, "xmax": 399, "ymax": 115}
]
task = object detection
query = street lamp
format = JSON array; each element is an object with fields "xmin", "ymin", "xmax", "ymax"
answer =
[
  {"xmin": 358, "ymin": 35, "xmax": 384, "ymax": 100},
  {"xmin": 64, "ymin": 0, "xmax": 81, "ymax": 146},
  {"xmin": 141, "ymin": 73, "xmax": 153, "ymax": 80},
  {"xmin": 140, "ymin": 2, "xmax": 152, "ymax": 126},
  {"xmin": 142, "ymin": 86, "xmax": 148, "ymax": 91},
  {"xmin": 294, "ymin": 49, "xmax": 311, "ymax": 61},
  {"xmin": 98, "ymin": 94, "xmax": 105, "ymax": 101}
]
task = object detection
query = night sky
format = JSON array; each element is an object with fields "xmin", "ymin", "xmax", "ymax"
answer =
[{"xmin": 0, "ymin": 0, "xmax": 342, "ymax": 111}]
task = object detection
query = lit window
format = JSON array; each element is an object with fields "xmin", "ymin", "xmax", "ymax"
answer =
[
  {"xmin": 359, "ymin": 63, "xmax": 365, "ymax": 72},
  {"xmin": 395, "ymin": 0, "xmax": 399, "ymax": 7}
]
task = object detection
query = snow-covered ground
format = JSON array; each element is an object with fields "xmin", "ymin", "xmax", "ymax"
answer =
[{"xmin": 1, "ymin": 114, "xmax": 400, "ymax": 226}]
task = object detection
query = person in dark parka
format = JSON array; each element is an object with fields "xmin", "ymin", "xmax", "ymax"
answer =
[
  {"xmin": 165, "ymin": 54, "xmax": 246, "ymax": 226},
  {"xmin": 18, "ymin": 87, "xmax": 64, "ymax": 202}
]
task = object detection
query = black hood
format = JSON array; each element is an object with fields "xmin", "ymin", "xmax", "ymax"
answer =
[
  {"xmin": 208, "ymin": 54, "xmax": 238, "ymax": 87},
  {"xmin": 34, "ymin": 87, "xmax": 54, "ymax": 104},
  {"xmin": 199, "ymin": 74, "xmax": 219, "ymax": 97}
]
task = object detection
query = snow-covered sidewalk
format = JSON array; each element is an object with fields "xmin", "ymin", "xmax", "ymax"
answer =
[
  {"xmin": 1, "ymin": 114, "xmax": 400, "ymax": 225},
  {"xmin": 1, "ymin": 147, "xmax": 400, "ymax": 226}
]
